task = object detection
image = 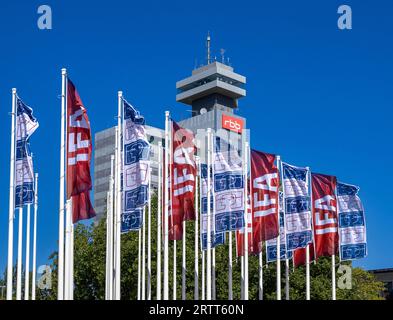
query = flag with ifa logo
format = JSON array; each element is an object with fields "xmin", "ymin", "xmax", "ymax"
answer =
[
  {"xmin": 293, "ymin": 173, "xmax": 338, "ymax": 266},
  {"xmin": 281, "ymin": 162, "xmax": 313, "ymax": 251},
  {"xmin": 169, "ymin": 121, "xmax": 196, "ymax": 240},
  {"xmin": 250, "ymin": 150, "xmax": 279, "ymax": 250},
  {"xmin": 121, "ymin": 99, "xmax": 150, "ymax": 231},
  {"xmin": 337, "ymin": 182, "xmax": 367, "ymax": 261},
  {"xmin": 15, "ymin": 98, "xmax": 39, "ymax": 207},
  {"xmin": 66, "ymin": 79, "xmax": 95, "ymax": 223}
]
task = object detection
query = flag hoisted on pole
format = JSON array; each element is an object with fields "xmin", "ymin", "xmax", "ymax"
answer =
[
  {"xmin": 31, "ymin": 172, "xmax": 39, "ymax": 300},
  {"xmin": 157, "ymin": 141, "xmax": 162, "ymax": 300},
  {"xmin": 14, "ymin": 95, "xmax": 39, "ymax": 300},
  {"xmin": 7, "ymin": 88, "xmax": 17, "ymax": 300}
]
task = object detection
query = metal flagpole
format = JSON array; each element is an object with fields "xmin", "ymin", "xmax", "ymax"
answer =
[
  {"xmin": 194, "ymin": 158, "xmax": 199, "ymax": 300},
  {"xmin": 212, "ymin": 247, "xmax": 216, "ymax": 300},
  {"xmin": 64, "ymin": 199, "xmax": 71, "ymax": 300},
  {"xmin": 240, "ymin": 254, "xmax": 244, "ymax": 299},
  {"xmin": 147, "ymin": 168, "xmax": 152, "ymax": 300},
  {"xmin": 201, "ymin": 250, "xmax": 205, "ymax": 300},
  {"xmin": 58, "ymin": 68, "xmax": 67, "ymax": 300},
  {"xmin": 228, "ymin": 231, "xmax": 233, "ymax": 300},
  {"xmin": 199, "ymin": 160, "xmax": 205, "ymax": 301},
  {"xmin": 157, "ymin": 142, "xmax": 162, "ymax": 300},
  {"xmin": 7, "ymin": 88, "xmax": 17, "ymax": 300},
  {"xmin": 163, "ymin": 111, "xmax": 170, "ymax": 300},
  {"xmin": 31, "ymin": 173, "xmax": 38, "ymax": 300},
  {"xmin": 306, "ymin": 166, "xmax": 311, "ymax": 301},
  {"xmin": 276, "ymin": 156, "xmax": 282, "ymax": 300},
  {"xmin": 206, "ymin": 128, "xmax": 212, "ymax": 300},
  {"xmin": 142, "ymin": 206, "xmax": 146, "ymax": 300},
  {"xmin": 182, "ymin": 221, "xmax": 186, "ymax": 300},
  {"xmin": 106, "ymin": 155, "xmax": 114, "ymax": 300},
  {"xmin": 259, "ymin": 252, "xmax": 263, "ymax": 300},
  {"xmin": 137, "ymin": 228, "xmax": 142, "ymax": 300},
  {"xmin": 285, "ymin": 258, "xmax": 290, "ymax": 300},
  {"xmin": 173, "ymin": 240, "xmax": 177, "ymax": 300},
  {"xmin": 16, "ymin": 207, "xmax": 23, "ymax": 300},
  {"xmin": 115, "ymin": 91, "xmax": 123, "ymax": 300},
  {"xmin": 332, "ymin": 255, "xmax": 336, "ymax": 300},
  {"xmin": 69, "ymin": 202, "xmax": 74, "ymax": 300},
  {"xmin": 243, "ymin": 142, "xmax": 249, "ymax": 300},
  {"xmin": 24, "ymin": 204, "xmax": 31, "ymax": 300}
]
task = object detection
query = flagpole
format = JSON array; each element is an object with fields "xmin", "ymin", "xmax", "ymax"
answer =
[
  {"xmin": 147, "ymin": 168, "xmax": 152, "ymax": 300},
  {"xmin": 285, "ymin": 258, "xmax": 290, "ymax": 300},
  {"xmin": 243, "ymin": 142, "xmax": 249, "ymax": 300},
  {"xmin": 240, "ymin": 254, "xmax": 244, "ymax": 299},
  {"xmin": 163, "ymin": 111, "xmax": 170, "ymax": 300},
  {"xmin": 173, "ymin": 239, "xmax": 177, "ymax": 300},
  {"xmin": 69, "ymin": 201, "xmax": 74, "ymax": 300},
  {"xmin": 206, "ymin": 128, "xmax": 212, "ymax": 301},
  {"xmin": 228, "ymin": 231, "xmax": 233, "ymax": 300},
  {"xmin": 106, "ymin": 155, "xmax": 115, "ymax": 300},
  {"xmin": 58, "ymin": 68, "xmax": 67, "ymax": 300},
  {"xmin": 182, "ymin": 221, "xmax": 186, "ymax": 300},
  {"xmin": 332, "ymin": 255, "xmax": 336, "ymax": 300},
  {"xmin": 276, "ymin": 155, "xmax": 282, "ymax": 300},
  {"xmin": 115, "ymin": 91, "xmax": 123, "ymax": 300},
  {"xmin": 24, "ymin": 204, "xmax": 31, "ymax": 300},
  {"xmin": 157, "ymin": 142, "xmax": 162, "ymax": 300},
  {"xmin": 137, "ymin": 228, "xmax": 142, "ymax": 300},
  {"xmin": 306, "ymin": 166, "xmax": 311, "ymax": 301},
  {"xmin": 194, "ymin": 158, "xmax": 199, "ymax": 300},
  {"xmin": 31, "ymin": 173, "xmax": 38, "ymax": 300},
  {"xmin": 7, "ymin": 88, "xmax": 17, "ymax": 300},
  {"xmin": 199, "ymin": 160, "xmax": 205, "ymax": 301},
  {"xmin": 259, "ymin": 252, "xmax": 263, "ymax": 300},
  {"xmin": 212, "ymin": 247, "xmax": 216, "ymax": 300},
  {"xmin": 113, "ymin": 127, "xmax": 119, "ymax": 300},
  {"xmin": 142, "ymin": 206, "xmax": 146, "ymax": 300},
  {"xmin": 16, "ymin": 207, "xmax": 23, "ymax": 300},
  {"xmin": 201, "ymin": 250, "xmax": 205, "ymax": 300},
  {"xmin": 64, "ymin": 199, "xmax": 71, "ymax": 300}
]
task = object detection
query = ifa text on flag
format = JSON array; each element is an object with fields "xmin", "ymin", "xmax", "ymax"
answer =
[
  {"xmin": 66, "ymin": 80, "xmax": 95, "ymax": 223},
  {"xmin": 169, "ymin": 121, "xmax": 196, "ymax": 240},
  {"xmin": 251, "ymin": 150, "xmax": 279, "ymax": 250}
]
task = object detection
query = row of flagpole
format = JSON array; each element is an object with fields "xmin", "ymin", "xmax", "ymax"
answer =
[{"xmin": 7, "ymin": 88, "xmax": 40, "ymax": 300}]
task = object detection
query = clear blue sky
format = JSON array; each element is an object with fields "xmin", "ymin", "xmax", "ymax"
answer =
[{"xmin": 0, "ymin": 0, "xmax": 392, "ymax": 274}]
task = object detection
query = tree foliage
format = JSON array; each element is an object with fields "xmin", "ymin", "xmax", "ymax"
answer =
[{"xmin": 36, "ymin": 195, "xmax": 383, "ymax": 300}]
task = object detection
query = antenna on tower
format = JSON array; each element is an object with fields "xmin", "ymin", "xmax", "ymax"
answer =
[
  {"xmin": 206, "ymin": 31, "xmax": 211, "ymax": 65},
  {"xmin": 220, "ymin": 48, "xmax": 226, "ymax": 64}
]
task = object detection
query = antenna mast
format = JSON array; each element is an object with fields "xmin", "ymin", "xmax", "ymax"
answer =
[{"xmin": 206, "ymin": 32, "xmax": 211, "ymax": 65}]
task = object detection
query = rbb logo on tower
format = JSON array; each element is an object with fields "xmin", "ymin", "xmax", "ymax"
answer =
[{"xmin": 222, "ymin": 114, "xmax": 244, "ymax": 133}]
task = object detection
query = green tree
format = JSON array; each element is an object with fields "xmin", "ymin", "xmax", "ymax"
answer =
[{"xmin": 36, "ymin": 194, "xmax": 384, "ymax": 300}]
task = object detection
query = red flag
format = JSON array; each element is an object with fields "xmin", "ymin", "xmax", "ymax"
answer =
[
  {"xmin": 293, "ymin": 243, "xmax": 315, "ymax": 267},
  {"xmin": 293, "ymin": 173, "xmax": 338, "ymax": 267},
  {"xmin": 169, "ymin": 121, "xmax": 196, "ymax": 240},
  {"xmin": 66, "ymin": 79, "xmax": 95, "ymax": 223},
  {"xmin": 251, "ymin": 150, "xmax": 279, "ymax": 250},
  {"xmin": 236, "ymin": 205, "xmax": 255, "ymax": 257},
  {"xmin": 312, "ymin": 173, "xmax": 338, "ymax": 258}
]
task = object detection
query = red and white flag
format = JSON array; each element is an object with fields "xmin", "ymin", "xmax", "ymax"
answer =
[
  {"xmin": 294, "ymin": 173, "xmax": 338, "ymax": 266},
  {"xmin": 169, "ymin": 121, "xmax": 196, "ymax": 240},
  {"xmin": 236, "ymin": 203, "xmax": 255, "ymax": 257},
  {"xmin": 251, "ymin": 150, "xmax": 279, "ymax": 251},
  {"xmin": 66, "ymin": 79, "xmax": 95, "ymax": 223}
]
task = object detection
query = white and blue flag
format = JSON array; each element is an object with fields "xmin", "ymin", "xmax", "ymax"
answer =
[
  {"xmin": 337, "ymin": 182, "xmax": 367, "ymax": 261},
  {"xmin": 213, "ymin": 137, "xmax": 245, "ymax": 233},
  {"xmin": 281, "ymin": 162, "xmax": 313, "ymax": 251},
  {"xmin": 121, "ymin": 100, "xmax": 150, "ymax": 232},
  {"xmin": 266, "ymin": 192, "xmax": 293, "ymax": 263},
  {"xmin": 15, "ymin": 98, "xmax": 39, "ymax": 207},
  {"xmin": 200, "ymin": 163, "xmax": 225, "ymax": 250}
]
